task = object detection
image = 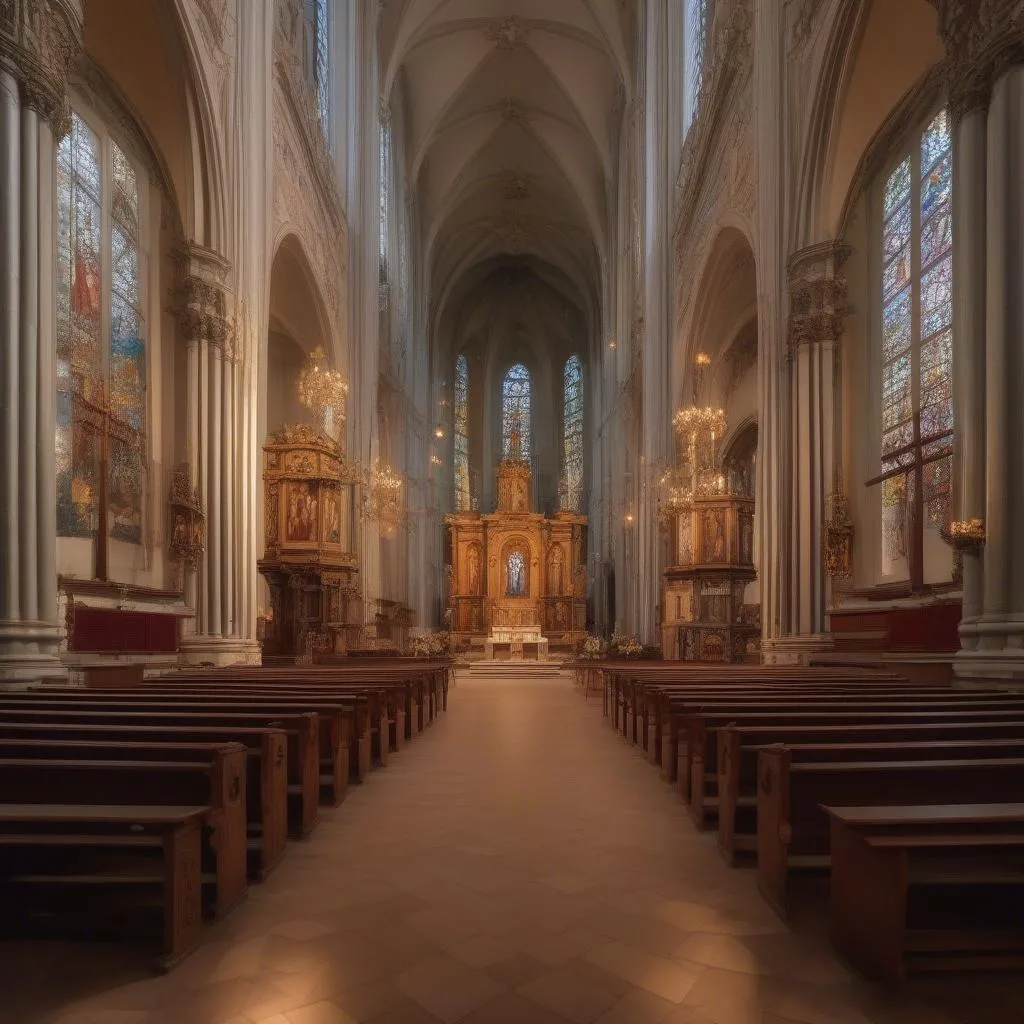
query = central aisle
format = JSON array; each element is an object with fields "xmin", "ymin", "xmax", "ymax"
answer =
[{"xmin": 23, "ymin": 675, "xmax": 1021, "ymax": 1024}]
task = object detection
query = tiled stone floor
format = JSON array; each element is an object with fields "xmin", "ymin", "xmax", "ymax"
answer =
[{"xmin": 2, "ymin": 675, "xmax": 1023, "ymax": 1024}]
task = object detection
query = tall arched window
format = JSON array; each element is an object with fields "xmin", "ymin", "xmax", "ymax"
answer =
[
  {"xmin": 56, "ymin": 108, "xmax": 147, "ymax": 551},
  {"xmin": 562, "ymin": 355, "xmax": 583, "ymax": 511},
  {"xmin": 379, "ymin": 114, "xmax": 391, "ymax": 281},
  {"xmin": 685, "ymin": 0, "xmax": 711, "ymax": 133},
  {"xmin": 313, "ymin": 0, "xmax": 329, "ymax": 132},
  {"xmin": 877, "ymin": 108, "xmax": 954, "ymax": 585},
  {"xmin": 454, "ymin": 354, "xmax": 470, "ymax": 511},
  {"xmin": 501, "ymin": 363, "xmax": 532, "ymax": 462}
]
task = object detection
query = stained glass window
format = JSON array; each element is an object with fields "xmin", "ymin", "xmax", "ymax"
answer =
[
  {"xmin": 454, "ymin": 354, "xmax": 470, "ymax": 512},
  {"xmin": 562, "ymin": 355, "xmax": 583, "ymax": 512},
  {"xmin": 379, "ymin": 116, "xmax": 390, "ymax": 278},
  {"xmin": 56, "ymin": 109, "xmax": 147, "ymax": 550},
  {"xmin": 879, "ymin": 109, "xmax": 954, "ymax": 577},
  {"xmin": 686, "ymin": 0, "xmax": 711, "ymax": 130},
  {"xmin": 314, "ymin": 0, "xmax": 329, "ymax": 134},
  {"xmin": 501, "ymin": 363, "xmax": 532, "ymax": 462},
  {"xmin": 56, "ymin": 112, "xmax": 103, "ymax": 538},
  {"xmin": 506, "ymin": 549, "xmax": 527, "ymax": 597}
]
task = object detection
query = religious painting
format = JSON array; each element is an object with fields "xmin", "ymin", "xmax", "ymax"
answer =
[
  {"xmin": 323, "ymin": 488, "xmax": 341, "ymax": 545},
  {"xmin": 702, "ymin": 509, "xmax": 726, "ymax": 562},
  {"xmin": 740, "ymin": 511, "xmax": 753, "ymax": 565},
  {"xmin": 506, "ymin": 548, "xmax": 527, "ymax": 597},
  {"xmin": 286, "ymin": 482, "xmax": 319, "ymax": 542},
  {"xmin": 466, "ymin": 543, "xmax": 482, "ymax": 594},
  {"xmin": 547, "ymin": 544, "xmax": 565, "ymax": 595},
  {"xmin": 677, "ymin": 510, "xmax": 693, "ymax": 565}
]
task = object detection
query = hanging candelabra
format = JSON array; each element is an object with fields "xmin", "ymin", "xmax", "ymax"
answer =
[
  {"xmin": 297, "ymin": 346, "xmax": 349, "ymax": 444},
  {"xmin": 671, "ymin": 352, "xmax": 728, "ymax": 504},
  {"xmin": 362, "ymin": 459, "xmax": 405, "ymax": 535}
]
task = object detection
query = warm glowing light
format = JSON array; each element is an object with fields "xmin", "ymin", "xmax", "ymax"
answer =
[
  {"xmin": 695, "ymin": 352, "xmax": 712, "ymax": 366},
  {"xmin": 608, "ymin": 338, "xmax": 617, "ymax": 350},
  {"xmin": 434, "ymin": 426, "xmax": 445, "ymax": 439},
  {"xmin": 298, "ymin": 346, "xmax": 348, "ymax": 422}
]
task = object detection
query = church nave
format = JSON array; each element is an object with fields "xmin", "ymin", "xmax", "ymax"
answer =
[{"xmin": 5, "ymin": 674, "xmax": 1020, "ymax": 1024}]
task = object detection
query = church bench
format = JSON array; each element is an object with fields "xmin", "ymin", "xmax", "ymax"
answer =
[
  {"xmin": 0, "ymin": 721, "xmax": 288, "ymax": 880},
  {"xmin": 29, "ymin": 688, "xmax": 362, "ymax": 796},
  {"xmin": 824, "ymin": 803, "xmax": 1024, "ymax": 981},
  {"xmin": 0, "ymin": 752, "xmax": 247, "ymax": 919},
  {"xmin": 0, "ymin": 803, "xmax": 209, "ymax": 972},
  {"xmin": 649, "ymin": 683, "xmax": 968, "ymax": 773},
  {"xmin": 682, "ymin": 701, "xmax": 1024, "ymax": 813},
  {"xmin": 756, "ymin": 750, "xmax": 1024, "ymax": 917},
  {"xmin": 603, "ymin": 666, "xmax": 904, "ymax": 735},
  {"xmin": 717, "ymin": 730, "xmax": 1024, "ymax": 863},
  {"xmin": 162, "ymin": 670, "xmax": 415, "ymax": 749},
  {"xmin": 0, "ymin": 705, "xmax": 318, "ymax": 839},
  {"xmin": 619, "ymin": 671, "xmax": 908, "ymax": 747},
  {"xmin": 177, "ymin": 662, "xmax": 449, "ymax": 727}
]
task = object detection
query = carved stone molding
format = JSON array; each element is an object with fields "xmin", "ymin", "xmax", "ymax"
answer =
[
  {"xmin": 485, "ymin": 16, "xmax": 529, "ymax": 52},
  {"xmin": 0, "ymin": 0, "xmax": 83, "ymax": 135},
  {"xmin": 930, "ymin": 0, "xmax": 1024, "ymax": 118},
  {"xmin": 173, "ymin": 244, "xmax": 233, "ymax": 353},
  {"xmin": 787, "ymin": 241, "xmax": 851, "ymax": 350},
  {"xmin": 675, "ymin": 0, "xmax": 754, "ymax": 243}
]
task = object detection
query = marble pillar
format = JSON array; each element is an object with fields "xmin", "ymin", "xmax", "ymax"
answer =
[
  {"xmin": 931, "ymin": 1, "xmax": 1024, "ymax": 680},
  {"xmin": 175, "ymin": 248, "xmax": 259, "ymax": 665},
  {"xmin": 0, "ymin": 0, "xmax": 82, "ymax": 683},
  {"xmin": 781, "ymin": 242, "xmax": 849, "ymax": 644}
]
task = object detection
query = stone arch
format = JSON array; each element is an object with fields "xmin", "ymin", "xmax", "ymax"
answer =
[
  {"xmin": 266, "ymin": 233, "xmax": 335, "ymax": 438},
  {"xmin": 81, "ymin": 0, "xmax": 228, "ymax": 253},
  {"xmin": 792, "ymin": 0, "xmax": 945, "ymax": 245}
]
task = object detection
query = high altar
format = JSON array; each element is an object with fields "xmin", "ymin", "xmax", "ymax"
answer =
[{"xmin": 445, "ymin": 456, "xmax": 587, "ymax": 653}]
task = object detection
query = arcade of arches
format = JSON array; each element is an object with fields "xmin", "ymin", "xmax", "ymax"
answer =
[{"xmin": 6, "ymin": 0, "xmax": 1024, "ymax": 681}]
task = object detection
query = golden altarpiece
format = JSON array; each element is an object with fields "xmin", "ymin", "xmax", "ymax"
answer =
[
  {"xmin": 446, "ymin": 456, "xmax": 587, "ymax": 647},
  {"xmin": 258, "ymin": 425, "xmax": 362, "ymax": 661}
]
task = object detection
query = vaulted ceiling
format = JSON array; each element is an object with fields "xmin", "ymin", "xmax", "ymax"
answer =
[{"xmin": 381, "ymin": 0, "xmax": 634, "ymax": 350}]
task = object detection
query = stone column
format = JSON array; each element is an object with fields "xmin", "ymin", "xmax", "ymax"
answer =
[
  {"xmin": 0, "ymin": 0, "xmax": 82, "ymax": 684},
  {"xmin": 931, "ymin": 1, "xmax": 1024, "ymax": 681},
  {"xmin": 783, "ymin": 242, "xmax": 849, "ymax": 642},
  {"xmin": 754, "ymin": 0, "xmax": 791, "ymax": 654},
  {"xmin": 175, "ymin": 248, "xmax": 259, "ymax": 665}
]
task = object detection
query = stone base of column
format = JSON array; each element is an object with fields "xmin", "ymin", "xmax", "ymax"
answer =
[
  {"xmin": 0, "ymin": 620, "xmax": 67, "ymax": 686},
  {"xmin": 179, "ymin": 635, "xmax": 262, "ymax": 668},
  {"xmin": 761, "ymin": 633, "xmax": 838, "ymax": 665},
  {"xmin": 954, "ymin": 643, "xmax": 1024, "ymax": 685}
]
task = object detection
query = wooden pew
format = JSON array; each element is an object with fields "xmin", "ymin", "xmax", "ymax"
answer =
[
  {"xmin": 683, "ymin": 703, "xmax": 1024, "ymax": 813},
  {"xmin": 717, "ymin": 721, "xmax": 1024, "ymax": 863},
  {"xmin": 0, "ymin": 722, "xmax": 288, "ymax": 880},
  {"xmin": 0, "ymin": 706, "xmax": 316, "ymax": 840},
  {"xmin": 756, "ymin": 748, "xmax": 1024, "ymax": 916},
  {"xmin": 26, "ymin": 688, "xmax": 361, "ymax": 797},
  {"xmin": 824, "ymin": 802, "xmax": 1024, "ymax": 981},
  {"xmin": 0, "ymin": 752, "xmax": 247, "ymax": 918},
  {"xmin": 0, "ymin": 803, "xmax": 209, "ymax": 971}
]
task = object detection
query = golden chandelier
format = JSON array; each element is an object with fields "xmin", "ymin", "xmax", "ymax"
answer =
[
  {"xmin": 298, "ymin": 346, "xmax": 348, "ymax": 437},
  {"xmin": 362, "ymin": 459, "xmax": 404, "ymax": 535}
]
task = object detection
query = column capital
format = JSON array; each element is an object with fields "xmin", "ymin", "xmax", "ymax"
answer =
[
  {"xmin": 929, "ymin": 0, "xmax": 1024, "ymax": 118},
  {"xmin": 786, "ymin": 240, "xmax": 851, "ymax": 351},
  {"xmin": 172, "ymin": 244, "xmax": 235, "ymax": 355},
  {"xmin": 0, "ymin": 0, "xmax": 83, "ymax": 135}
]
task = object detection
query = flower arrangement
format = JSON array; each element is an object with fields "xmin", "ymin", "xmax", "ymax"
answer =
[
  {"xmin": 619, "ymin": 636, "xmax": 643, "ymax": 659},
  {"xmin": 410, "ymin": 631, "xmax": 450, "ymax": 658},
  {"xmin": 580, "ymin": 634, "xmax": 605, "ymax": 659}
]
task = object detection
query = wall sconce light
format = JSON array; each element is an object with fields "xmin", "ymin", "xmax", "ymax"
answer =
[
  {"xmin": 434, "ymin": 426, "xmax": 445, "ymax": 439},
  {"xmin": 608, "ymin": 338, "xmax": 617, "ymax": 350}
]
